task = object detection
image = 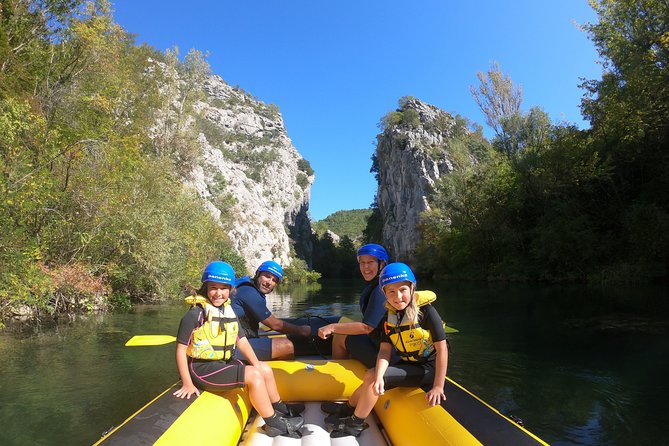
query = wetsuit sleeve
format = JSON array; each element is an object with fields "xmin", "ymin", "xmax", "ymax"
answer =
[
  {"xmin": 374, "ymin": 314, "xmax": 391, "ymax": 344},
  {"xmin": 237, "ymin": 287, "xmax": 272, "ymax": 322},
  {"xmin": 422, "ymin": 304, "xmax": 446, "ymax": 343},
  {"xmin": 361, "ymin": 286, "xmax": 388, "ymax": 328},
  {"xmin": 176, "ymin": 306, "xmax": 202, "ymax": 345}
]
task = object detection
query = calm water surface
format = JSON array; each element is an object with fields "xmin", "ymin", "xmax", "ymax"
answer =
[{"xmin": 0, "ymin": 280, "xmax": 667, "ymax": 445}]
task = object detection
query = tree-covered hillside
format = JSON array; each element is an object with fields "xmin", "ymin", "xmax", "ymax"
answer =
[
  {"xmin": 312, "ymin": 209, "xmax": 372, "ymax": 241},
  {"xmin": 310, "ymin": 209, "xmax": 373, "ymax": 280},
  {"xmin": 0, "ymin": 0, "xmax": 244, "ymax": 326}
]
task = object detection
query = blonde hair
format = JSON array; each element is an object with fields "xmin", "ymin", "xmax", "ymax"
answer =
[{"xmin": 384, "ymin": 284, "xmax": 421, "ymax": 325}]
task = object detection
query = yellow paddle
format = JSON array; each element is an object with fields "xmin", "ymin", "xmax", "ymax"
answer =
[
  {"xmin": 125, "ymin": 324, "xmax": 458, "ymax": 346},
  {"xmin": 124, "ymin": 328, "xmax": 282, "ymax": 346},
  {"xmin": 125, "ymin": 335, "xmax": 176, "ymax": 346},
  {"xmin": 124, "ymin": 328, "xmax": 285, "ymax": 346}
]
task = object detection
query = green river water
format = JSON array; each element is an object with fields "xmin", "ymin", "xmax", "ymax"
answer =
[{"xmin": 0, "ymin": 280, "xmax": 667, "ymax": 445}]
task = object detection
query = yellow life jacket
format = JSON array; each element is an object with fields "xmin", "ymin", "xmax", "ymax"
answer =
[
  {"xmin": 384, "ymin": 290, "xmax": 439, "ymax": 363},
  {"xmin": 184, "ymin": 295, "xmax": 238, "ymax": 361}
]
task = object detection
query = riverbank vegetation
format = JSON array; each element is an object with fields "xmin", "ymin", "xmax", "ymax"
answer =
[
  {"xmin": 310, "ymin": 210, "xmax": 368, "ymax": 279},
  {"xmin": 0, "ymin": 0, "xmax": 244, "ymax": 326},
  {"xmin": 2, "ymin": 0, "xmax": 666, "ymax": 327},
  {"xmin": 412, "ymin": 0, "xmax": 668, "ymax": 283}
]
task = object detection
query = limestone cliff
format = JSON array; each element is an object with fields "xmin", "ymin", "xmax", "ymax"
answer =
[
  {"xmin": 374, "ymin": 97, "xmax": 479, "ymax": 261},
  {"xmin": 183, "ymin": 75, "xmax": 314, "ymax": 274}
]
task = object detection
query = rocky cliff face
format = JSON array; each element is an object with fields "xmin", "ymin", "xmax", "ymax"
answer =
[
  {"xmin": 184, "ymin": 75, "xmax": 314, "ymax": 274},
  {"xmin": 375, "ymin": 97, "xmax": 477, "ymax": 261}
]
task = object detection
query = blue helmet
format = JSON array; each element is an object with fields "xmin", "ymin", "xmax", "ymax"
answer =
[
  {"xmin": 201, "ymin": 261, "xmax": 235, "ymax": 286},
  {"xmin": 256, "ymin": 260, "xmax": 284, "ymax": 283},
  {"xmin": 357, "ymin": 244, "xmax": 389, "ymax": 263},
  {"xmin": 379, "ymin": 262, "xmax": 416, "ymax": 289}
]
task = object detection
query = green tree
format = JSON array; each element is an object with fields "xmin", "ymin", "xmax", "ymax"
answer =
[
  {"xmin": 470, "ymin": 63, "xmax": 554, "ymax": 158},
  {"xmin": 150, "ymin": 47, "xmax": 210, "ymax": 175},
  {"xmin": 336, "ymin": 236, "xmax": 359, "ymax": 278},
  {"xmin": 0, "ymin": 0, "xmax": 245, "ymax": 324},
  {"xmin": 581, "ymin": 0, "xmax": 669, "ymax": 144},
  {"xmin": 362, "ymin": 201, "xmax": 383, "ymax": 245},
  {"xmin": 311, "ymin": 231, "xmax": 338, "ymax": 278},
  {"xmin": 470, "ymin": 62, "xmax": 522, "ymax": 155},
  {"xmin": 0, "ymin": 0, "xmax": 89, "ymax": 97},
  {"xmin": 414, "ymin": 1, "xmax": 668, "ymax": 282},
  {"xmin": 579, "ymin": 0, "xmax": 669, "ymax": 278},
  {"xmin": 283, "ymin": 258, "xmax": 321, "ymax": 284}
]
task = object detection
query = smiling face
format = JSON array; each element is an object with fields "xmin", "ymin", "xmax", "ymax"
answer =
[
  {"xmin": 207, "ymin": 281, "xmax": 232, "ymax": 306},
  {"xmin": 256, "ymin": 271, "xmax": 280, "ymax": 294},
  {"xmin": 358, "ymin": 254, "xmax": 382, "ymax": 282},
  {"xmin": 382, "ymin": 280, "xmax": 413, "ymax": 311}
]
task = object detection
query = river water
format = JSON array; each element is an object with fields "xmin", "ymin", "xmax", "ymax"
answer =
[{"xmin": 0, "ymin": 280, "xmax": 667, "ymax": 445}]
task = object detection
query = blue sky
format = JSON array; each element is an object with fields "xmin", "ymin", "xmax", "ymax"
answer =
[{"xmin": 112, "ymin": 1, "xmax": 601, "ymax": 221}]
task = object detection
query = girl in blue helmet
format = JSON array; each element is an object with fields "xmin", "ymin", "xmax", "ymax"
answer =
[
  {"xmin": 174, "ymin": 261, "xmax": 304, "ymax": 438},
  {"xmin": 323, "ymin": 262, "xmax": 449, "ymax": 438},
  {"xmin": 317, "ymin": 244, "xmax": 390, "ymax": 368}
]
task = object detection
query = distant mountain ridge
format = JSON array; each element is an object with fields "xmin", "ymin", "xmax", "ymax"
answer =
[{"xmin": 313, "ymin": 209, "xmax": 372, "ymax": 242}]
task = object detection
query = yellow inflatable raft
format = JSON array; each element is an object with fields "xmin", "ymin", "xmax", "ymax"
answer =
[{"xmin": 94, "ymin": 358, "xmax": 549, "ymax": 445}]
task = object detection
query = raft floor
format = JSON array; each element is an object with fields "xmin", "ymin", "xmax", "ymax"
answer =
[{"xmin": 239, "ymin": 402, "xmax": 390, "ymax": 446}]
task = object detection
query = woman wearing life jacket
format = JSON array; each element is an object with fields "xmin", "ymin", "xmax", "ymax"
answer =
[
  {"xmin": 317, "ymin": 244, "xmax": 390, "ymax": 368},
  {"xmin": 323, "ymin": 262, "xmax": 449, "ymax": 438},
  {"xmin": 174, "ymin": 261, "xmax": 304, "ymax": 438}
]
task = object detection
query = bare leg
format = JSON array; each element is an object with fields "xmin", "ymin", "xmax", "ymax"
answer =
[
  {"xmin": 259, "ymin": 361, "xmax": 280, "ymax": 402},
  {"xmin": 331, "ymin": 334, "xmax": 348, "ymax": 359},
  {"xmin": 245, "ymin": 365, "xmax": 274, "ymax": 418},
  {"xmin": 350, "ymin": 368, "xmax": 378, "ymax": 418},
  {"xmin": 271, "ymin": 338, "xmax": 295, "ymax": 359}
]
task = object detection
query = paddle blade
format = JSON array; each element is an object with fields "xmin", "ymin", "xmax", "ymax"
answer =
[
  {"xmin": 444, "ymin": 324, "xmax": 459, "ymax": 333},
  {"xmin": 125, "ymin": 335, "xmax": 177, "ymax": 346}
]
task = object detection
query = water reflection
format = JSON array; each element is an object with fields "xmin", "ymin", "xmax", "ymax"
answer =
[
  {"xmin": 0, "ymin": 281, "xmax": 667, "ymax": 446},
  {"xmin": 428, "ymin": 281, "xmax": 669, "ymax": 446}
]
